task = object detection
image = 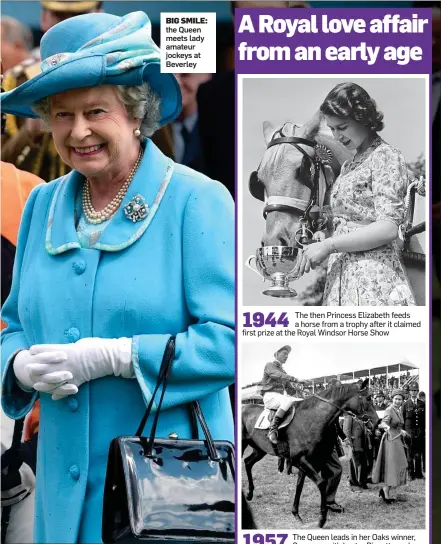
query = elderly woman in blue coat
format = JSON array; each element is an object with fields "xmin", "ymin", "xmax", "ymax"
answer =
[{"xmin": 1, "ymin": 11, "xmax": 234, "ymax": 544}]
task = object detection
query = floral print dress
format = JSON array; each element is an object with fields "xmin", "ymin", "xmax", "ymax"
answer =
[{"xmin": 323, "ymin": 137, "xmax": 416, "ymax": 306}]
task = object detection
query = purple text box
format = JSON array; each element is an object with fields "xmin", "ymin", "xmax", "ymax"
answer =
[{"xmin": 235, "ymin": 8, "xmax": 432, "ymax": 74}]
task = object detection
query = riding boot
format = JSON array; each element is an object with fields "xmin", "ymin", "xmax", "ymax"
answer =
[{"xmin": 268, "ymin": 408, "xmax": 286, "ymax": 444}]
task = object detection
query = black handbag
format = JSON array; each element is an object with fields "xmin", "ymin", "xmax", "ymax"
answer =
[{"xmin": 102, "ymin": 337, "xmax": 235, "ymax": 544}]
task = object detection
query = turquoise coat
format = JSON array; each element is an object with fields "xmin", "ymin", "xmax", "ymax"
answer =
[{"xmin": 1, "ymin": 140, "xmax": 235, "ymax": 543}]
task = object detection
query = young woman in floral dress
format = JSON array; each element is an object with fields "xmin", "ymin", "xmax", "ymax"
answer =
[{"xmin": 300, "ymin": 82, "xmax": 416, "ymax": 306}]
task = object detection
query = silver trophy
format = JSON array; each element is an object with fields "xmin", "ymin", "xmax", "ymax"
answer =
[{"xmin": 245, "ymin": 246, "xmax": 304, "ymax": 297}]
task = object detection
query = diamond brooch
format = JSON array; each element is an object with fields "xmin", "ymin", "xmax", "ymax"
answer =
[{"xmin": 124, "ymin": 194, "xmax": 149, "ymax": 223}]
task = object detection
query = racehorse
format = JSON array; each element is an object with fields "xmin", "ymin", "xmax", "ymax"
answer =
[
  {"xmin": 241, "ymin": 380, "xmax": 378, "ymax": 528},
  {"xmin": 248, "ymin": 113, "xmax": 425, "ymax": 304}
]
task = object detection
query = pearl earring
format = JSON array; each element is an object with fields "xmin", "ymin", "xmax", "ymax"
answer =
[{"xmin": 134, "ymin": 128, "xmax": 141, "ymax": 138}]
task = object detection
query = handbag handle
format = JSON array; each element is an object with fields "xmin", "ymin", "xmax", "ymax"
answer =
[
  {"xmin": 136, "ymin": 337, "xmax": 220, "ymax": 461},
  {"xmin": 191, "ymin": 399, "xmax": 220, "ymax": 461},
  {"xmin": 135, "ymin": 336, "xmax": 175, "ymax": 438}
]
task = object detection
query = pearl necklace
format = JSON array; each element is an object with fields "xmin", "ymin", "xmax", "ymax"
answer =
[{"xmin": 82, "ymin": 149, "xmax": 143, "ymax": 225}]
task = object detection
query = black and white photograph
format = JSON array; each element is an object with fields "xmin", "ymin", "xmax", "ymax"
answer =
[
  {"xmin": 240, "ymin": 342, "xmax": 427, "ymax": 530},
  {"xmin": 239, "ymin": 76, "xmax": 427, "ymax": 306}
]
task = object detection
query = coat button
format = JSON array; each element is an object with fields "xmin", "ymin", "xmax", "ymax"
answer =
[
  {"xmin": 72, "ymin": 260, "xmax": 86, "ymax": 275},
  {"xmin": 68, "ymin": 398, "xmax": 79, "ymax": 412},
  {"xmin": 69, "ymin": 465, "xmax": 80, "ymax": 481},
  {"xmin": 64, "ymin": 328, "xmax": 80, "ymax": 342}
]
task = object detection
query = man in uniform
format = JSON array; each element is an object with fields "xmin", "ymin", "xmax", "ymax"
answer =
[
  {"xmin": 375, "ymin": 391, "xmax": 389, "ymax": 410},
  {"xmin": 343, "ymin": 413, "xmax": 369, "ymax": 491},
  {"xmin": 371, "ymin": 391, "xmax": 388, "ymax": 464},
  {"xmin": 260, "ymin": 345, "xmax": 299, "ymax": 444},
  {"xmin": 402, "ymin": 382, "xmax": 425, "ymax": 479},
  {"xmin": 402, "ymin": 384, "xmax": 410, "ymax": 400},
  {"xmin": 417, "ymin": 391, "xmax": 426, "ymax": 473},
  {"xmin": 1, "ymin": 1, "xmax": 102, "ymax": 181}
]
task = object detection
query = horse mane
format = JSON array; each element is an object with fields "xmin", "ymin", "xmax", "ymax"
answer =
[{"xmin": 299, "ymin": 384, "xmax": 358, "ymax": 410}]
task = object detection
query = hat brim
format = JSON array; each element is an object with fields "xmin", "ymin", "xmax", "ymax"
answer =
[
  {"xmin": 0, "ymin": 53, "xmax": 181, "ymax": 127},
  {"xmin": 41, "ymin": 1, "xmax": 100, "ymax": 12}
]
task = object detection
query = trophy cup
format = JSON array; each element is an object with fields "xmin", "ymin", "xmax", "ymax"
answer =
[{"xmin": 245, "ymin": 246, "xmax": 304, "ymax": 297}]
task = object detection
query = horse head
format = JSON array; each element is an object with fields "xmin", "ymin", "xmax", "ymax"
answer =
[
  {"xmin": 250, "ymin": 112, "xmax": 351, "ymax": 248},
  {"xmin": 345, "ymin": 379, "xmax": 379, "ymax": 426}
]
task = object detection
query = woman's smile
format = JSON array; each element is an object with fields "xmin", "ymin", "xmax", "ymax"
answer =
[{"xmin": 71, "ymin": 144, "xmax": 105, "ymax": 156}]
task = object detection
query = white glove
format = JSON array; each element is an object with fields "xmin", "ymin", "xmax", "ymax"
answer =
[
  {"xmin": 29, "ymin": 337, "xmax": 133, "ymax": 400},
  {"xmin": 13, "ymin": 349, "xmax": 78, "ymax": 396}
]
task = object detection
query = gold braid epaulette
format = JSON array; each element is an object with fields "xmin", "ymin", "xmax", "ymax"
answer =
[
  {"xmin": 48, "ymin": 138, "xmax": 58, "ymax": 180},
  {"xmin": 3, "ymin": 71, "xmax": 19, "ymax": 137},
  {"xmin": 32, "ymin": 132, "xmax": 48, "ymax": 177}
]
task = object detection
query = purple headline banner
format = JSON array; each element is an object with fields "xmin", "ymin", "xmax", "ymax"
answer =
[{"xmin": 235, "ymin": 8, "xmax": 432, "ymax": 74}]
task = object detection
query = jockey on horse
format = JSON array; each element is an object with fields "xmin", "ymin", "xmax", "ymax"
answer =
[{"xmin": 261, "ymin": 345, "xmax": 301, "ymax": 444}]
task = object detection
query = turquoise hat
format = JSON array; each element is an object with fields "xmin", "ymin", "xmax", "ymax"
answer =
[{"xmin": 0, "ymin": 11, "xmax": 181, "ymax": 126}]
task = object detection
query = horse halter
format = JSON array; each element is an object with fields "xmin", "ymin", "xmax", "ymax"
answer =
[{"xmin": 249, "ymin": 126, "xmax": 333, "ymax": 245}]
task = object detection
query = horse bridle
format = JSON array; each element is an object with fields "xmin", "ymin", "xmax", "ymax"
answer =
[
  {"xmin": 249, "ymin": 126, "xmax": 333, "ymax": 245},
  {"xmin": 312, "ymin": 391, "xmax": 369, "ymax": 424}
]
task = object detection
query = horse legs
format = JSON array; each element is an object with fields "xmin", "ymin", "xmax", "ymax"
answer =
[
  {"xmin": 244, "ymin": 448, "xmax": 267, "ymax": 501},
  {"xmin": 242, "ymin": 418, "xmax": 251, "ymax": 457},
  {"xmin": 292, "ymin": 469, "xmax": 306, "ymax": 524},
  {"xmin": 294, "ymin": 456, "xmax": 327, "ymax": 528},
  {"xmin": 242, "ymin": 436, "xmax": 249, "ymax": 456},
  {"xmin": 279, "ymin": 457, "xmax": 294, "ymax": 474}
]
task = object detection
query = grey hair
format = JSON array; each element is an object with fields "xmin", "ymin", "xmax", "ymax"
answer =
[
  {"xmin": 1, "ymin": 16, "xmax": 34, "ymax": 51},
  {"xmin": 31, "ymin": 82, "xmax": 161, "ymax": 138},
  {"xmin": 115, "ymin": 83, "xmax": 161, "ymax": 138}
]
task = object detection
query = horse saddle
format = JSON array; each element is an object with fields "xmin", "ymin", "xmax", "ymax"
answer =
[{"xmin": 254, "ymin": 405, "xmax": 296, "ymax": 430}]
